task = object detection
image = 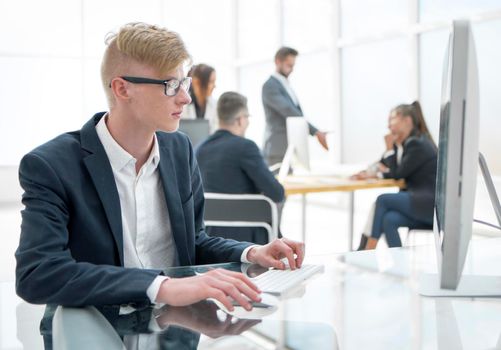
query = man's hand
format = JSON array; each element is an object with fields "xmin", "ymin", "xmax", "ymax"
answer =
[
  {"xmin": 156, "ymin": 269, "xmax": 261, "ymax": 311},
  {"xmin": 246, "ymin": 237, "xmax": 305, "ymax": 270},
  {"xmin": 315, "ymin": 131, "xmax": 329, "ymax": 150}
]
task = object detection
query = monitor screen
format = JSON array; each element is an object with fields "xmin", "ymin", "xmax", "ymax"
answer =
[
  {"xmin": 435, "ymin": 40, "xmax": 452, "ymax": 249},
  {"xmin": 432, "ymin": 19, "xmax": 480, "ymax": 291},
  {"xmin": 418, "ymin": 20, "xmax": 501, "ymax": 298},
  {"xmin": 178, "ymin": 119, "xmax": 210, "ymax": 148},
  {"xmin": 286, "ymin": 117, "xmax": 310, "ymax": 172}
]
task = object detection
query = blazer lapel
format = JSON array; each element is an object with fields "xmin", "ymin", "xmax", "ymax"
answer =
[
  {"xmin": 157, "ymin": 140, "xmax": 192, "ymax": 265},
  {"xmin": 81, "ymin": 114, "xmax": 124, "ymax": 265},
  {"xmin": 272, "ymin": 75, "xmax": 302, "ymax": 111}
]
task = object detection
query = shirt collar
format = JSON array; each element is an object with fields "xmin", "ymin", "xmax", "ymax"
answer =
[
  {"xmin": 272, "ymin": 72, "xmax": 289, "ymax": 86},
  {"xmin": 95, "ymin": 114, "xmax": 160, "ymax": 172},
  {"xmin": 145, "ymin": 135, "xmax": 160, "ymax": 171}
]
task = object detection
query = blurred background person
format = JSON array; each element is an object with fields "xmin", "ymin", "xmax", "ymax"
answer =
[
  {"xmin": 196, "ymin": 91, "xmax": 285, "ymax": 244},
  {"xmin": 262, "ymin": 47, "xmax": 329, "ymax": 167},
  {"xmin": 182, "ymin": 63, "xmax": 218, "ymax": 132},
  {"xmin": 356, "ymin": 101, "xmax": 437, "ymax": 250}
]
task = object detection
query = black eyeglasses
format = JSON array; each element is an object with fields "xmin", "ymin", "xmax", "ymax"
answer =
[{"xmin": 118, "ymin": 76, "xmax": 192, "ymax": 97}]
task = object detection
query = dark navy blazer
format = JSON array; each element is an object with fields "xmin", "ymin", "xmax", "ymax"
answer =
[
  {"xmin": 15, "ymin": 113, "xmax": 251, "ymax": 307},
  {"xmin": 381, "ymin": 134, "xmax": 437, "ymax": 221},
  {"xmin": 195, "ymin": 130, "xmax": 285, "ymax": 244}
]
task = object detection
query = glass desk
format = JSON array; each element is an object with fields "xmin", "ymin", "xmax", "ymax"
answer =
[{"xmin": 7, "ymin": 237, "xmax": 501, "ymax": 349}]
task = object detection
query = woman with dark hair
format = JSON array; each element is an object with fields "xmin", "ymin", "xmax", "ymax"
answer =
[
  {"xmin": 354, "ymin": 101, "xmax": 438, "ymax": 250},
  {"xmin": 182, "ymin": 63, "xmax": 218, "ymax": 131}
]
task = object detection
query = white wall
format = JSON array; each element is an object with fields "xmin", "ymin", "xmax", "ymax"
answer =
[{"xmin": 0, "ymin": 167, "xmax": 22, "ymax": 204}]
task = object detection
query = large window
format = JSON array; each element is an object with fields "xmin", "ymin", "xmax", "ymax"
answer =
[
  {"xmin": 474, "ymin": 19, "xmax": 501, "ymax": 175},
  {"xmin": 341, "ymin": 38, "xmax": 412, "ymax": 162},
  {"xmin": 340, "ymin": 0, "xmax": 501, "ymax": 174},
  {"xmin": 340, "ymin": 0, "xmax": 408, "ymax": 38},
  {"xmin": 1, "ymin": 0, "xmax": 500, "ymax": 176}
]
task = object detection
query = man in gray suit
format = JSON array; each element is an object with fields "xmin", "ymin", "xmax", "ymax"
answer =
[{"xmin": 262, "ymin": 47, "xmax": 328, "ymax": 166}]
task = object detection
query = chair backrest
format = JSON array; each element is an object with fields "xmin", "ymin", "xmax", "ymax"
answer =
[{"xmin": 203, "ymin": 193, "xmax": 278, "ymax": 243}]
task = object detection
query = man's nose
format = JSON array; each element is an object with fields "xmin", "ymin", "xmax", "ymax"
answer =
[{"xmin": 177, "ymin": 88, "xmax": 192, "ymax": 105}]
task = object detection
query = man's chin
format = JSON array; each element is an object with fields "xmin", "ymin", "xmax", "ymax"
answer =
[{"xmin": 159, "ymin": 121, "xmax": 180, "ymax": 134}]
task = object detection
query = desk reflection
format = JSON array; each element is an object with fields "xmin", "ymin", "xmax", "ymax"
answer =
[
  {"xmin": 50, "ymin": 301, "xmax": 260, "ymax": 350},
  {"xmin": 17, "ymin": 242, "xmax": 501, "ymax": 349}
]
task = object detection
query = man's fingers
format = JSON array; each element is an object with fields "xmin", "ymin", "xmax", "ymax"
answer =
[
  {"xmin": 209, "ymin": 269, "xmax": 261, "ymax": 293},
  {"xmin": 208, "ymin": 279, "xmax": 252, "ymax": 311},
  {"xmin": 216, "ymin": 274, "xmax": 261, "ymax": 304},
  {"xmin": 264, "ymin": 256, "xmax": 285, "ymax": 270},
  {"xmin": 204, "ymin": 270, "xmax": 261, "ymax": 310},
  {"xmin": 295, "ymin": 243, "xmax": 305, "ymax": 268},
  {"xmin": 283, "ymin": 238, "xmax": 305, "ymax": 268},
  {"xmin": 279, "ymin": 238, "xmax": 301, "ymax": 269},
  {"xmin": 207, "ymin": 288, "xmax": 234, "ymax": 312}
]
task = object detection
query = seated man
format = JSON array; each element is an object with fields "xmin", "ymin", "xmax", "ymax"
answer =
[
  {"xmin": 15, "ymin": 22, "xmax": 304, "ymax": 313},
  {"xmin": 196, "ymin": 92, "xmax": 285, "ymax": 244}
]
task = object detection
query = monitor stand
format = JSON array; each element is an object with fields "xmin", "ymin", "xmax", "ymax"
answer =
[
  {"xmin": 419, "ymin": 152, "xmax": 501, "ymax": 297},
  {"xmin": 479, "ymin": 152, "xmax": 501, "ymax": 227},
  {"xmin": 278, "ymin": 144, "xmax": 295, "ymax": 181}
]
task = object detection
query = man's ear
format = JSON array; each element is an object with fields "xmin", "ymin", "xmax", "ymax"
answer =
[
  {"xmin": 110, "ymin": 78, "xmax": 130, "ymax": 102},
  {"xmin": 236, "ymin": 115, "xmax": 244, "ymax": 127}
]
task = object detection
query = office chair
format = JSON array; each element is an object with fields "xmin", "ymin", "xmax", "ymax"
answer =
[{"xmin": 203, "ymin": 193, "xmax": 279, "ymax": 243}]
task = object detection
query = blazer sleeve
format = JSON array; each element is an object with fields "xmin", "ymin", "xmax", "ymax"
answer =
[
  {"xmin": 240, "ymin": 140, "xmax": 285, "ymax": 203},
  {"xmin": 382, "ymin": 139, "xmax": 431, "ymax": 180},
  {"xmin": 15, "ymin": 152, "xmax": 162, "ymax": 306},
  {"xmin": 307, "ymin": 122, "xmax": 319, "ymax": 137}
]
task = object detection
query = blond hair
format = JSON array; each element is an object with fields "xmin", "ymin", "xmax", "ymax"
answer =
[{"xmin": 101, "ymin": 22, "xmax": 191, "ymax": 107}]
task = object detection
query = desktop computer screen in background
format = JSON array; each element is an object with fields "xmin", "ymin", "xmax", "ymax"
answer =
[
  {"xmin": 278, "ymin": 117, "xmax": 311, "ymax": 179},
  {"xmin": 178, "ymin": 119, "xmax": 210, "ymax": 148}
]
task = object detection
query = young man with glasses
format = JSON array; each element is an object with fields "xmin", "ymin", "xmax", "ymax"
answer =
[{"xmin": 15, "ymin": 23, "xmax": 304, "ymax": 312}]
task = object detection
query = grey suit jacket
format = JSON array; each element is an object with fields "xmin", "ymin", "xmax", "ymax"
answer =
[{"xmin": 261, "ymin": 75, "xmax": 318, "ymax": 163}]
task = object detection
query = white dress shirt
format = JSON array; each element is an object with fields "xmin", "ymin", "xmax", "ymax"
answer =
[
  {"xmin": 96, "ymin": 115, "xmax": 256, "ymax": 304},
  {"xmin": 272, "ymin": 72, "xmax": 300, "ymax": 107},
  {"xmin": 96, "ymin": 115, "xmax": 176, "ymax": 302}
]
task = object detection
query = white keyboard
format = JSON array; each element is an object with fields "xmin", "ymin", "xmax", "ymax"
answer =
[{"xmin": 251, "ymin": 264, "xmax": 324, "ymax": 295}]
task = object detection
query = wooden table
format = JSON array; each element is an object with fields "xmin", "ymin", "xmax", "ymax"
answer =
[{"xmin": 280, "ymin": 175, "xmax": 405, "ymax": 250}]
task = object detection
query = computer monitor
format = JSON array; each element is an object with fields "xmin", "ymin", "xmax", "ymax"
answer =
[
  {"xmin": 420, "ymin": 20, "xmax": 501, "ymax": 297},
  {"xmin": 278, "ymin": 117, "xmax": 310, "ymax": 179},
  {"xmin": 177, "ymin": 119, "xmax": 210, "ymax": 148}
]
